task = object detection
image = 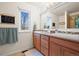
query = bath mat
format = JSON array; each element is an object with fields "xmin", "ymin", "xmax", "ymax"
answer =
[{"xmin": 24, "ymin": 48, "xmax": 43, "ymax": 56}]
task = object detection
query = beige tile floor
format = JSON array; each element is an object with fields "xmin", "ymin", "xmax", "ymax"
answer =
[
  {"xmin": 10, "ymin": 48, "xmax": 43, "ymax": 56},
  {"xmin": 10, "ymin": 52, "xmax": 25, "ymax": 56}
]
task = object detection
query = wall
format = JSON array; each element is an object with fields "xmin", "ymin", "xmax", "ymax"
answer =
[{"xmin": 0, "ymin": 2, "xmax": 41, "ymax": 55}]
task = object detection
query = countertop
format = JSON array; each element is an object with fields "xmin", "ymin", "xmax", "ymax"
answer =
[{"xmin": 34, "ymin": 31, "xmax": 79, "ymax": 42}]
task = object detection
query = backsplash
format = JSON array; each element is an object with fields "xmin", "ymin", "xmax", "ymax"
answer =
[{"xmin": 56, "ymin": 29, "xmax": 79, "ymax": 35}]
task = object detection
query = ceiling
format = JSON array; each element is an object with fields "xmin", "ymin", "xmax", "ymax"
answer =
[
  {"xmin": 50, "ymin": 2, "xmax": 79, "ymax": 16},
  {"xmin": 26, "ymin": 2, "xmax": 54, "ymax": 13},
  {"xmin": 26, "ymin": 2, "xmax": 79, "ymax": 15}
]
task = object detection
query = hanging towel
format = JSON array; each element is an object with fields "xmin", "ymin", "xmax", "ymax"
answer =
[{"xmin": 0, "ymin": 28, "xmax": 18, "ymax": 45}]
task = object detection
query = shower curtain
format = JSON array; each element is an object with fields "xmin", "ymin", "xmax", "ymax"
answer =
[{"xmin": 0, "ymin": 28, "xmax": 18, "ymax": 45}]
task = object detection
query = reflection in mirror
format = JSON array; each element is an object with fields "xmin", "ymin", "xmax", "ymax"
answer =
[
  {"xmin": 67, "ymin": 15, "xmax": 79, "ymax": 28},
  {"xmin": 75, "ymin": 16, "xmax": 79, "ymax": 28}
]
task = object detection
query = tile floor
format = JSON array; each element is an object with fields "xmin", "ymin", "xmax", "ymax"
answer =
[
  {"xmin": 10, "ymin": 48, "xmax": 43, "ymax": 56},
  {"xmin": 10, "ymin": 52, "xmax": 25, "ymax": 56}
]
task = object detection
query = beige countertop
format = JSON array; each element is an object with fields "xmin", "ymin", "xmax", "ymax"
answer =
[{"xmin": 34, "ymin": 31, "xmax": 79, "ymax": 42}]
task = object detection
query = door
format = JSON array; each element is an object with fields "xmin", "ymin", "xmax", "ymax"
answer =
[
  {"xmin": 41, "ymin": 35, "xmax": 49, "ymax": 56},
  {"xmin": 33, "ymin": 33, "xmax": 41, "ymax": 51},
  {"xmin": 50, "ymin": 41, "xmax": 61, "ymax": 56},
  {"xmin": 62, "ymin": 47, "xmax": 79, "ymax": 56},
  {"xmin": 36, "ymin": 37, "xmax": 41, "ymax": 51}
]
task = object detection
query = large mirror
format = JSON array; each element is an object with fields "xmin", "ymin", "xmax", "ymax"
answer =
[
  {"xmin": 67, "ymin": 13, "xmax": 79, "ymax": 28},
  {"xmin": 40, "ymin": 10, "xmax": 52, "ymax": 30}
]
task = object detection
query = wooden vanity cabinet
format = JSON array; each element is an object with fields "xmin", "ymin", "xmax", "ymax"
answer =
[
  {"xmin": 33, "ymin": 32, "xmax": 79, "ymax": 56},
  {"xmin": 41, "ymin": 35, "xmax": 49, "ymax": 56},
  {"xmin": 33, "ymin": 33, "xmax": 41, "ymax": 51},
  {"xmin": 50, "ymin": 36, "xmax": 79, "ymax": 56}
]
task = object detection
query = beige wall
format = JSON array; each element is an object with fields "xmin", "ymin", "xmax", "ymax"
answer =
[{"xmin": 0, "ymin": 2, "xmax": 41, "ymax": 55}]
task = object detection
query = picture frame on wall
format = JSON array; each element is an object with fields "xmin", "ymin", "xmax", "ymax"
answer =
[{"xmin": 18, "ymin": 8, "xmax": 31, "ymax": 32}]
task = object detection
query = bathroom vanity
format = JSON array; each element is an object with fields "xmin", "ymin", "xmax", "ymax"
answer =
[{"xmin": 33, "ymin": 30, "xmax": 79, "ymax": 56}]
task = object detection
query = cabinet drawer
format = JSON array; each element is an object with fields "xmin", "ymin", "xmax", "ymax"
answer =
[
  {"xmin": 41, "ymin": 39, "xmax": 48, "ymax": 44},
  {"xmin": 41, "ymin": 35, "xmax": 49, "ymax": 41},
  {"xmin": 41, "ymin": 39, "xmax": 48, "ymax": 48},
  {"xmin": 34, "ymin": 37, "xmax": 40, "ymax": 40},
  {"xmin": 34, "ymin": 33, "xmax": 40, "ymax": 38},
  {"xmin": 41, "ymin": 45, "xmax": 48, "ymax": 56}
]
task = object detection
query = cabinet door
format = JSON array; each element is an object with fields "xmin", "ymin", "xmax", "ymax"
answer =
[
  {"xmin": 36, "ymin": 38, "xmax": 41, "ymax": 51},
  {"xmin": 33, "ymin": 37, "xmax": 37, "ymax": 48},
  {"xmin": 62, "ymin": 47, "xmax": 79, "ymax": 56},
  {"xmin": 50, "ymin": 41, "xmax": 61, "ymax": 56},
  {"xmin": 33, "ymin": 33, "xmax": 41, "ymax": 51},
  {"xmin": 41, "ymin": 39, "xmax": 49, "ymax": 56},
  {"xmin": 41, "ymin": 35, "xmax": 49, "ymax": 56}
]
